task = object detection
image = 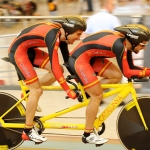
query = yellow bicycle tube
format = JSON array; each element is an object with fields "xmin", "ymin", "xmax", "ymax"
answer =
[
  {"xmin": 94, "ymin": 84, "xmax": 132, "ymax": 130},
  {"xmin": 130, "ymin": 85, "xmax": 148, "ymax": 130},
  {"xmin": 0, "ymin": 94, "xmax": 28, "ymax": 119},
  {"xmin": 40, "ymin": 100, "xmax": 89, "ymax": 122}
]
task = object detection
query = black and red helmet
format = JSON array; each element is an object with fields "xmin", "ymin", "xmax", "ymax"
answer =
[
  {"xmin": 51, "ymin": 15, "xmax": 87, "ymax": 34},
  {"xmin": 114, "ymin": 24, "xmax": 150, "ymax": 47}
]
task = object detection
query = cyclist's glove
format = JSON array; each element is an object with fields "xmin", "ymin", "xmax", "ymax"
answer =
[{"xmin": 139, "ymin": 68, "xmax": 150, "ymax": 78}]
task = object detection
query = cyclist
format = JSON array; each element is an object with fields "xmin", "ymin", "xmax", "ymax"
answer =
[
  {"xmin": 68, "ymin": 24, "xmax": 150, "ymax": 145},
  {"xmin": 8, "ymin": 15, "xmax": 86, "ymax": 143}
]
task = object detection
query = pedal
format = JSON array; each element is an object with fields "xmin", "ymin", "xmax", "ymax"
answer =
[
  {"xmin": 35, "ymin": 141, "xmax": 43, "ymax": 145},
  {"xmin": 95, "ymin": 144, "xmax": 103, "ymax": 147}
]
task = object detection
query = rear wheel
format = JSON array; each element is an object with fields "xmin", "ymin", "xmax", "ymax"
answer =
[
  {"xmin": 0, "ymin": 92, "xmax": 26, "ymax": 150},
  {"xmin": 117, "ymin": 97, "xmax": 150, "ymax": 150}
]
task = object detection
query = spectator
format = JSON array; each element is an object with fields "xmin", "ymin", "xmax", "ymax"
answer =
[
  {"xmin": 84, "ymin": 0, "xmax": 121, "ymax": 36},
  {"xmin": 47, "ymin": 0, "xmax": 58, "ymax": 16},
  {"xmin": 8, "ymin": 3, "xmax": 21, "ymax": 16},
  {"xmin": 0, "ymin": 1, "xmax": 21, "ymax": 16},
  {"xmin": 0, "ymin": 0, "xmax": 39, "ymax": 16},
  {"xmin": 16, "ymin": 0, "xmax": 39, "ymax": 16},
  {"xmin": 86, "ymin": 0, "xmax": 93, "ymax": 12}
]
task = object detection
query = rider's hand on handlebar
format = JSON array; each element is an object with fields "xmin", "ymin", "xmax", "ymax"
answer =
[{"xmin": 66, "ymin": 89, "xmax": 78, "ymax": 99}]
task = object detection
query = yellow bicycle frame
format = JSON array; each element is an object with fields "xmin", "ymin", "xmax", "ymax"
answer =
[{"xmin": 0, "ymin": 80, "xmax": 148, "ymax": 132}]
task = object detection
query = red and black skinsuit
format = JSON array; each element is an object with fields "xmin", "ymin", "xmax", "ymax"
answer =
[
  {"xmin": 8, "ymin": 22, "xmax": 73, "ymax": 94},
  {"xmin": 68, "ymin": 31, "xmax": 150, "ymax": 89}
]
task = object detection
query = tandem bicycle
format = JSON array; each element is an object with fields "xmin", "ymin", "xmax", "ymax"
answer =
[{"xmin": 0, "ymin": 57, "xmax": 150, "ymax": 150}]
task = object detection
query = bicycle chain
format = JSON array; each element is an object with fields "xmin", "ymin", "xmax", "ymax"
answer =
[
  {"xmin": 42, "ymin": 117, "xmax": 85, "ymax": 136},
  {"xmin": 55, "ymin": 117, "xmax": 86, "ymax": 119},
  {"xmin": 42, "ymin": 132, "xmax": 82, "ymax": 136}
]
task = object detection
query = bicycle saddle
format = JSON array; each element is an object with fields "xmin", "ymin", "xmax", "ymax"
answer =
[{"xmin": 1, "ymin": 57, "xmax": 10, "ymax": 62}]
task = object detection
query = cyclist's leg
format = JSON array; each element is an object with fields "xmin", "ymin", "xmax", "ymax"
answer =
[
  {"xmin": 32, "ymin": 48, "xmax": 64, "ymax": 86},
  {"xmin": 92, "ymin": 58, "xmax": 122, "ymax": 84},
  {"xmin": 40, "ymin": 62, "xmax": 64, "ymax": 86},
  {"xmin": 22, "ymin": 81, "xmax": 47, "ymax": 143},
  {"xmin": 40, "ymin": 62, "xmax": 56, "ymax": 86},
  {"xmin": 84, "ymin": 83, "xmax": 102, "ymax": 123},
  {"xmin": 9, "ymin": 47, "xmax": 47, "ymax": 142},
  {"xmin": 83, "ymin": 84, "xmax": 108, "ymax": 144},
  {"xmin": 26, "ymin": 82, "xmax": 42, "ymax": 125},
  {"xmin": 92, "ymin": 58, "xmax": 124, "ymax": 105},
  {"xmin": 28, "ymin": 48, "xmax": 63, "ymax": 112},
  {"xmin": 69, "ymin": 57, "xmax": 108, "ymax": 145},
  {"xmin": 101, "ymin": 64, "xmax": 122, "ymax": 84}
]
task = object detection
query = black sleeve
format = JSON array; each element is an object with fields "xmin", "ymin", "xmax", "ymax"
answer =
[
  {"xmin": 112, "ymin": 38, "xmax": 143, "ymax": 73},
  {"xmin": 59, "ymin": 41, "xmax": 74, "ymax": 75},
  {"xmin": 59, "ymin": 41, "xmax": 69, "ymax": 63},
  {"xmin": 112, "ymin": 38, "xmax": 125, "ymax": 73},
  {"xmin": 127, "ymin": 50, "xmax": 143, "ymax": 70},
  {"xmin": 45, "ymin": 28, "xmax": 60, "ymax": 68}
]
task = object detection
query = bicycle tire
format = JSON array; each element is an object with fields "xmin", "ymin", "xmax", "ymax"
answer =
[
  {"xmin": 0, "ymin": 92, "xmax": 26, "ymax": 150},
  {"xmin": 117, "ymin": 97, "xmax": 150, "ymax": 150}
]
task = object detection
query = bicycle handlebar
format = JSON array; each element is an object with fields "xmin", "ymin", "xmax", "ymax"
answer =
[
  {"xmin": 130, "ymin": 76, "xmax": 150, "ymax": 82},
  {"xmin": 66, "ymin": 75, "xmax": 78, "ymax": 90},
  {"xmin": 65, "ymin": 75, "xmax": 78, "ymax": 99},
  {"xmin": 65, "ymin": 75, "xmax": 83, "ymax": 102}
]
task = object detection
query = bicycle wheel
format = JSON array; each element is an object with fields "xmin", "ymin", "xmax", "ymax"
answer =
[
  {"xmin": 117, "ymin": 97, "xmax": 150, "ymax": 150},
  {"xmin": 0, "ymin": 92, "xmax": 26, "ymax": 150}
]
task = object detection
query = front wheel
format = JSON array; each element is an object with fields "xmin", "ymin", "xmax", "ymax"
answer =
[
  {"xmin": 0, "ymin": 92, "xmax": 26, "ymax": 150},
  {"xmin": 117, "ymin": 97, "xmax": 150, "ymax": 150}
]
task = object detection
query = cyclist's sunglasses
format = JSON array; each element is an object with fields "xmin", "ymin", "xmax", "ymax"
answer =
[{"xmin": 139, "ymin": 42, "xmax": 148, "ymax": 47}]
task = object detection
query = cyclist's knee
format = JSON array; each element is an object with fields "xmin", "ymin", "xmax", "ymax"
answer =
[
  {"xmin": 109, "ymin": 70, "xmax": 122, "ymax": 83},
  {"xmin": 92, "ymin": 93, "xmax": 103, "ymax": 101},
  {"xmin": 36, "ymin": 88, "xmax": 43, "ymax": 96},
  {"xmin": 115, "ymin": 71, "xmax": 123, "ymax": 83},
  {"xmin": 87, "ymin": 89, "xmax": 103, "ymax": 102},
  {"xmin": 30, "ymin": 87, "xmax": 43, "ymax": 97}
]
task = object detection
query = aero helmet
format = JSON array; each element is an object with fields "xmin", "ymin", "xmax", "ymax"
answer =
[
  {"xmin": 114, "ymin": 24, "xmax": 150, "ymax": 47},
  {"xmin": 51, "ymin": 15, "xmax": 87, "ymax": 34}
]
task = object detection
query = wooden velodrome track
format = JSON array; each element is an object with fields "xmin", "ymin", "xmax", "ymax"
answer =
[{"xmin": 16, "ymin": 137, "xmax": 125, "ymax": 150}]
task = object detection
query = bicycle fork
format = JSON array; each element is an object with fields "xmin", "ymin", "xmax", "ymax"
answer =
[
  {"xmin": 94, "ymin": 83, "xmax": 149, "ymax": 132},
  {"xmin": 126, "ymin": 87, "xmax": 149, "ymax": 131}
]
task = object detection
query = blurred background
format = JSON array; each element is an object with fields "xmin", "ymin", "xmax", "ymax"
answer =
[{"xmin": 0, "ymin": 0, "xmax": 150, "ymax": 93}]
